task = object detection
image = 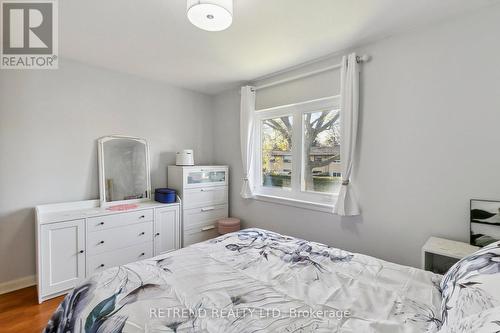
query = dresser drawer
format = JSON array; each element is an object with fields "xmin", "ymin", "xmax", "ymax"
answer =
[
  {"xmin": 183, "ymin": 204, "xmax": 228, "ymax": 229},
  {"xmin": 87, "ymin": 222, "xmax": 153, "ymax": 255},
  {"xmin": 183, "ymin": 186, "xmax": 228, "ymax": 209},
  {"xmin": 183, "ymin": 223, "xmax": 219, "ymax": 247},
  {"xmin": 87, "ymin": 209, "xmax": 153, "ymax": 232},
  {"xmin": 87, "ymin": 242, "xmax": 153, "ymax": 276},
  {"xmin": 183, "ymin": 167, "xmax": 228, "ymax": 188}
]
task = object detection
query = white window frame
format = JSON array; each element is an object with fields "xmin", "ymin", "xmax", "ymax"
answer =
[{"xmin": 252, "ymin": 96, "xmax": 341, "ymax": 212}]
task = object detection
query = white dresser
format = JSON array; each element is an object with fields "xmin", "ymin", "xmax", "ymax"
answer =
[
  {"xmin": 35, "ymin": 200, "xmax": 180, "ymax": 303},
  {"xmin": 168, "ymin": 165, "xmax": 228, "ymax": 247}
]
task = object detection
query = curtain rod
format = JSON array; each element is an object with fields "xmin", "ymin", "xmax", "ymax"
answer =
[{"xmin": 253, "ymin": 54, "xmax": 370, "ymax": 91}]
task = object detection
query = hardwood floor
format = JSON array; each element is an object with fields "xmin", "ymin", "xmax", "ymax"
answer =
[{"xmin": 0, "ymin": 287, "xmax": 64, "ymax": 333}]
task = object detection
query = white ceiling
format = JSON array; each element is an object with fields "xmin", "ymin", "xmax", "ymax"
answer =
[{"xmin": 60, "ymin": 0, "xmax": 499, "ymax": 94}]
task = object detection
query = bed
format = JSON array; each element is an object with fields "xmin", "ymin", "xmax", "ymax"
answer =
[{"xmin": 44, "ymin": 228, "xmax": 498, "ymax": 333}]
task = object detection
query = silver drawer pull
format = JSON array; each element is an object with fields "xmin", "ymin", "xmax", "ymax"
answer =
[
  {"xmin": 201, "ymin": 225, "xmax": 215, "ymax": 232},
  {"xmin": 201, "ymin": 207, "xmax": 215, "ymax": 212}
]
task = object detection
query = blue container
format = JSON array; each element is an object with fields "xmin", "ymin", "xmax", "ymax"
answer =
[{"xmin": 155, "ymin": 188, "xmax": 176, "ymax": 203}]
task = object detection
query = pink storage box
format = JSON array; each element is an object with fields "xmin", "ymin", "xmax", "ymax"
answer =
[{"xmin": 217, "ymin": 217, "xmax": 241, "ymax": 234}]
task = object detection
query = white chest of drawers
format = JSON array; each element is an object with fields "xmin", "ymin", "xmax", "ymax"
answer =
[
  {"xmin": 35, "ymin": 200, "xmax": 180, "ymax": 303},
  {"xmin": 168, "ymin": 165, "xmax": 229, "ymax": 247}
]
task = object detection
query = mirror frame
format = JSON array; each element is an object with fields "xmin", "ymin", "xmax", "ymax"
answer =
[{"xmin": 97, "ymin": 135, "xmax": 152, "ymax": 207}]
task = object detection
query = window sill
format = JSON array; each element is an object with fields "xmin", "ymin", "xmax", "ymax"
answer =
[{"xmin": 252, "ymin": 193, "xmax": 335, "ymax": 214}]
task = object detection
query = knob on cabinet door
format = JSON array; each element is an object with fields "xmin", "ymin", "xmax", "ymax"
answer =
[{"xmin": 79, "ymin": 250, "xmax": 84, "ymax": 254}]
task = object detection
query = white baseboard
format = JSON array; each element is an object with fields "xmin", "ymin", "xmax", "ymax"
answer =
[{"xmin": 0, "ymin": 275, "xmax": 36, "ymax": 295}]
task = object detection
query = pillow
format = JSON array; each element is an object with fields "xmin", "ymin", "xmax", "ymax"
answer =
[
  {"xmin": 439, "ymin": 306, "xmax": 500, "ymax": 333},
  {"xmin": 439, "ymin": 241, "xmax": 500, "ymax": 329}
]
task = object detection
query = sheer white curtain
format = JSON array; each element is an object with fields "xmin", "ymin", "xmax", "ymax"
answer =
[
  {"xmin": 240, "ymin": 86, "xmax": 256, "ymax": 198},
  {"xmin": 334, "ymin": 53, "xmax": 361, "ymax": 216}
]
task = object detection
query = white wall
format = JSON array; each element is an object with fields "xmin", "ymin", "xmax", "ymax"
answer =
[
  {"xmin": 0, "ymin": 59, "xmax": 214, "ymax": 284},
  {"xmin": 213, "ymin": 5, "xmax": 500, "ymax": 268}
]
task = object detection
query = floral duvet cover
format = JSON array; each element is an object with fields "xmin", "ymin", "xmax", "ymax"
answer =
[{"xmin": 45, "ymin": 228, "xmax": 443, "ymax": 333}]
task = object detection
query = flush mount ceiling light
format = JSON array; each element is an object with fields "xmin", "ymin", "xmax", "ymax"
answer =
[{"xmin": 187, "ymin": 0, "xmax": 233, "ymax": 32}]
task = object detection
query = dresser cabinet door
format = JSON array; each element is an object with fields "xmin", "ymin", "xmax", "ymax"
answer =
[
  {"xmin": 184, "ymin": 167, "xmax": 228, "ymax": 188},
  {"xmin": 40, "ymin": 219, "xmax": 85, "ymax": 297},
  {"xmin": 154, "ymin": 206, "xmax": 180, "ymax": 255}
]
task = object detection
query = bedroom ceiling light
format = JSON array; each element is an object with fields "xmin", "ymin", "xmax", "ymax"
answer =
[{"xmin": 187, "ymin": 0, "xmax": 233, "ymax": 32}]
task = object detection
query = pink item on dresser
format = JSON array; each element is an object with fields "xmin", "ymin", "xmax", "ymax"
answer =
[
  {"xmin": 107, "ymin": 203, "xmax": 139, "ymax": 211},
  {"xmin": 217, "ymin": 217, "xmax": 241, "ymax": 234}
]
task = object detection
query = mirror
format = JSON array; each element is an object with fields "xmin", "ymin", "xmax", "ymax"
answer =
[{"xmin": 98, "ymin": 136, "xmax": 151, "ymax": 206}]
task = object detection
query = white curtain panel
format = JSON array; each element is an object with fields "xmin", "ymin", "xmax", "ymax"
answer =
[
  {"xmin": 334, "ymin": 53, "xmax": 361, "ymax": 216},
  {"xmin": 240, "ymin": 86, "xmax": 256, "ymax": 198}
]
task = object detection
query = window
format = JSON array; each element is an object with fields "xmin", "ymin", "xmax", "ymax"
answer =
[
  {"xmin": 261, "ymin": 116, "xmax": 292, "ymax": 189},
  {"xmin": 254, "ymin": 96, "xmax": 341, "ymax": 207},
  {"xmin": 302, "ymin": 109, "xmax": 341, "ymax": 194}
]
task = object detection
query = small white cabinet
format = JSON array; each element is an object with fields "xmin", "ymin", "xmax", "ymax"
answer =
[
  {"xmin": 40, "ymin": 219, "xmax": 85, "ymax": 297},
  {"xmin": 422, "ymin": 237, "xmax": 479, "ymax": 274},
  {"xmin": 36, "ymin": 200, "xmax": 180, "ymax": 303},
  {"xmin": 154, "ymin": 205, "xmax": 181, "ymax": 255}
]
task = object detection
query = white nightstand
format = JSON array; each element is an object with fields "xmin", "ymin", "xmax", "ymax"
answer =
[{"xmin": 422, "ymin": 237, "xmax": 479, "ymax": 274}]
